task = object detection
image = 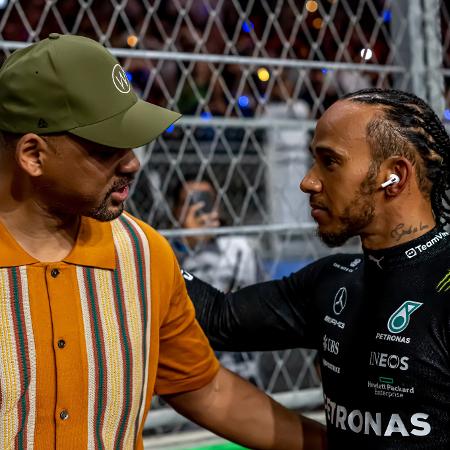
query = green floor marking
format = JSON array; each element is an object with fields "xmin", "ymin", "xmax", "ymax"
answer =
[{"xmin": 184, "ymin": 443, "xmax": 247, "ymax": 450}]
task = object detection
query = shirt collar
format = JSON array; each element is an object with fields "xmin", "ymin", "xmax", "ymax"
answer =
[{"xmin": 0, "ymin": 216, "xmax": 116, "ymax": 269}]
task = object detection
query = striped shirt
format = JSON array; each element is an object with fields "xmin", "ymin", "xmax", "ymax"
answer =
[{"xmin": 0, "ymin": 213, "xmax": 219, "ymax": 449}]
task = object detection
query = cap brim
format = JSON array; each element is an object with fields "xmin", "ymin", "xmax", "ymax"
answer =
[{"xmin": 68, "ymin": 99, "xmax": 181, "ymax": 148}]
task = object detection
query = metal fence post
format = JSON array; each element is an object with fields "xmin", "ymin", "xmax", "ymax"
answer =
[
  {"xmin": 423, "ymin": 0, "xmax": 445, "ymax": 117},
  {"xmin": 392, "ymin": 0, "xmax": 426, "ymax": 98}
]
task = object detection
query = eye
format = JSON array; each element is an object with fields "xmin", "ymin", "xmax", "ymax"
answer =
[
  {"xmin": 95, "ymin": 151, "xmax": 116, "ymax": 160},
  {"xmin": 89, "ymin": 148, "xmax": 120, "ymax": 162},
  {"xmin": 321, "ymin": 154, "xmax": 338, "ymax": 168}
]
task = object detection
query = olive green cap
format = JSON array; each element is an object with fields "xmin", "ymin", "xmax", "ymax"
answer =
[{"xmin": 0, "ymin": 33, "xmax": 181, "ymax": 148}]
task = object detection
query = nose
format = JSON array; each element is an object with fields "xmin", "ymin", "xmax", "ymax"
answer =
[
  {"xmin": 300, "ymin": 168, "xmax": 322, "ymax": 193},
  {"xmin": 118, "ymin": 149, "xmax": 140, "ymax": 175}
]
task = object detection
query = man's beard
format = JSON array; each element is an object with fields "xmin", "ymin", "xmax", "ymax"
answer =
[
  {"xmin": 86, "ymin": 179, "xmax": 130, "ymax": 222},
  {"xmin": 318, "ymin": 171, "xmax": 377, "ymax": 247},
  {"xmin": 87, "ymin": 199, "xmax": 124, "ymax": 222}
]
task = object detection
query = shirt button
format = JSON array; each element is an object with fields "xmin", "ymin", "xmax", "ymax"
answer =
[
  {"xmin": 59, "ymin": 410, "xmax": 69, "ymax": 420},
  {"xmin": 57, "ymin": 339, "xmax": 66, "ymax": 349},
  {"xmin": 51, "ymin": 269, "xmax": 60, "ymax": 278}
]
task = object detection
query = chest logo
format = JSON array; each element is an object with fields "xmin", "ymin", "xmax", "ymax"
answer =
[
  {"xmin": 368, "ymin": 254, "xmax": 384, "ymax": 269},
  {"xmin": 333, "ymin": 287, "xmax": 347, "ymax": 315},
  {"xmin": 437, "ymin": 270, "xmax": 450, "ymax": 292},
  {"xmin": 387, "ymin": 301, "xmax": 422, "ymax": 334}
]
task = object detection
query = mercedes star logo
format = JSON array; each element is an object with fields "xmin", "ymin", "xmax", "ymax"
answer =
[{"xmin": 333, "ymin": 287, "xmax": 347, "ymax": 315}]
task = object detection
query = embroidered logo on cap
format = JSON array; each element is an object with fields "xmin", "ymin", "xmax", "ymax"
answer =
[
  {"xmin": 37, "ymin": 118, "xmax": 48, "ymax": 128},
  {"xmin": 112, "ymin": 64, "xmax": 131, "ymax": 94}
]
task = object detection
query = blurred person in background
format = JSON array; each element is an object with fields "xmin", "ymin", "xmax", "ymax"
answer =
[
  {"xmin": 185, "ymin": 88, "xmax": 450, "ymax": 450},
  {"xmin": 172, "ymin": 176, "xmax": 265, "ymax": 386},
  {"xmin": 173, "ymin": 176, "xmax": 262, "ymax": 292}
]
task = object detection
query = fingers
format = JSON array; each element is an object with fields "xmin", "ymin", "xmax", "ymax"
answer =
[
  {"xmin": 198, "ymin": 211, "xmax": 220, "ymax": 228},
  {"xmin": 183, "ymin": 202, "xmax": 220, "ymax": 229},
  {"xmin": 190, "ymin": 201, "xmax": 207, "ymax": 216}
]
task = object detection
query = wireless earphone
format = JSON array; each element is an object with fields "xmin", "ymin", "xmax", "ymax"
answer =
[{"xmin": 381, "ymin": 174, "xmax": 400, "ymax": 189}]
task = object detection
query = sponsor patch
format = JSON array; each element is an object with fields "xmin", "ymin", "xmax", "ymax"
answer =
[
  {"xmin": 437, "ymin": 270, "xmax": 450, "ymax": 292},
  {"xmin": 323, "ymin": 358, "xmax": 341, "ymax": 374},
  {"xmin": 323, "ymin": 393, "xmax": 431, "ymax": 437},
  {"xmin": 333, "ymin": 258, "xmax": 361, "ymax": 273},
  {"xmin": 376, "ymin": 332, "xmax": 411, "ymax": 344},
  {"xmin": 324, "ymin": 315, "xmax": 345, "ymax": 329},
  {"xmin": 333, "ymin": 287, "xmax": 347, "ymax": 315},
  {"xmin": 369, "ymin": 352, "xmax": 409, "ymax": 371},
  {"xmin": 368, "ymin": 377, "xmax": 415, "ymax": 399},
  {"xmin": 323, "ymin": 334, "xmax": 339, "ymax": 355},
  {"xmin": 387, "ymin": 301, "xmax": 422, "ymax": 334},
  {"xmin": 405, "ymin": 231, "xmax": 449, "ymax": 259}
]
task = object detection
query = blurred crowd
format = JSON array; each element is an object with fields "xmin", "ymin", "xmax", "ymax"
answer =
[{"xmin": 0, "ymin": 0, "xmax": 418, "ymax": 120}]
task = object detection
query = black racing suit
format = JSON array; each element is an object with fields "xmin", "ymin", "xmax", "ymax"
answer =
[{"xmin": 184, "ymin": 227, "xmax": 450, "ymax": 449}]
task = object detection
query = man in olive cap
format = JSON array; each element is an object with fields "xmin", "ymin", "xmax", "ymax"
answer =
[{"xmin": 0, "ymin": 34, "xmax": 315, "ymax": 449}]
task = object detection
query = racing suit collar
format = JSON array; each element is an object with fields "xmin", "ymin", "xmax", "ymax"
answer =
[{"xmin": 363, "ymin": 227, "xmax": 449, "ymax": 270}]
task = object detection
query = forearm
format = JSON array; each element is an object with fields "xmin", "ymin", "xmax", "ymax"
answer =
[
  {"xmin": 164, "ymin": 366, "xmax": 304, "ymax": 450},
  {"xmin": 301, "ymin": 415, "xmax": 328, "ymax": 450},
  {"xmin": 184, "ymin": 272, "xmax": 314, "ymax": 351}
]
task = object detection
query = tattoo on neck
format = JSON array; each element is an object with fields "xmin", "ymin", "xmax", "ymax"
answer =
[{"xmin": 390, "ymin": 222, "xmax": 430, "ymax": 242}]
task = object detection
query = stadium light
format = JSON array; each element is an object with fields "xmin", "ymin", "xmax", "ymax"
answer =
[
  {"xmin": 306, "ymin": 1, "xmax": 318, "ymax": 13},
  {"xmin": 257, "ymin": 68, "xmax": 270, "ymax": 82},
  {"xmin": 360, "ymin": 48, "xmax": 373, "ymax": 60},
  {"xmin": 238, "ymin": 96, "xmax": 250, "ymax": 108}
]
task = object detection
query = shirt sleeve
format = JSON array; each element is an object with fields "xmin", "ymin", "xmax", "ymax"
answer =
[
  {"xmin": 183, "ymin": 258, "xmax": 330, "ymax": 351},
  {"xmin": 154, "ymin": 253, "xmax": 220, "ymax": 396}
]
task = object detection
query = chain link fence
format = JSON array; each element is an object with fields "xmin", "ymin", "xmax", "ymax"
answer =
[{"xmin": 0, "ymin": 0, "xmax": 448, "ymax": 442}]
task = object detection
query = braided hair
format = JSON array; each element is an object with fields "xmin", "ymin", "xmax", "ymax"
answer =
[{"xmin": 341, "ymin": 88, "xmax": 450, "ymax": 226}]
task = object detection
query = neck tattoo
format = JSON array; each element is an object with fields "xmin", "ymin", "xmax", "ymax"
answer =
[{"xmin": 390, "ymin": 222, "xmax": 430, "ymax": 242}]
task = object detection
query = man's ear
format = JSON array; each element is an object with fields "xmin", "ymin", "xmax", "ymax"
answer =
[
  {"xmin": 15, "ymin": 133, "xmax": 48, "ymax": 177},
  {"xmin": 379, "ymin": 157, "xmax": 412, "ymax": 197}
]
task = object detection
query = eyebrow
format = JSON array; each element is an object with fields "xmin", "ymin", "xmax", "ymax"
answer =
[{"xmin": 309, "ymin": 145, "xmax": 343, "ymax": 157}]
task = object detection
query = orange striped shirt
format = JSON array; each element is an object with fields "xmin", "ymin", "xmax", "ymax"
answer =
[{"xmin": 0, "ymin": 213, "xmax": 219, "ymax": 449}]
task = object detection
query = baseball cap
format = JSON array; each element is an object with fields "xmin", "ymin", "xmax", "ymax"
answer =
[{"xmin": 0, "ymin": 33, "xmax": 181, "ymax": 148}]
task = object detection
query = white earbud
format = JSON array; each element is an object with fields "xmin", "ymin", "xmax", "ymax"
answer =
[{"xmin": 381, "ymin": 174, "xmax": 400, "ymax": 188}]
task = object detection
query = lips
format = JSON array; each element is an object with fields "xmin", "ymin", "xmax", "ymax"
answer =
[
  {"xmin": 310, "ymin": 201, "xmax": 328, "ymax": 212},
  {"xmin": 110, "ymin": 184, "xmax": 130, "ymax": 202},
  {"xmin": 309, "ymin": 201, "xmax": 329, "ymax": 222}
]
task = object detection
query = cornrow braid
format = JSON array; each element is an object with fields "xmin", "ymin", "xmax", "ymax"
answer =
[{"xmin": 341, "ymin": 88, "xmax": 450, "ymax": 226}]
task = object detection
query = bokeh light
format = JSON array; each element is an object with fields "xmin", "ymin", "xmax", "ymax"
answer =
[
  {"xmin": 312, "ymin": 18, "xmax": 323, "ymax": 29},
  {"xmin": 127, "ymin": 35, "xmax": 138, "ymax": 47},
  {"xmin": 165, "ymin": 124, "xmax": 175, "ymax": 133},
  {"xmin": 242, "ymin": 21, "xmax": 254, "ymax": 33},
  {"xmin": 306, "ymin": 1, "xmax": 318, "ymax": 13},
  {"xmin": 257, "ymin": 67, "xmax": 270, "ymax": 82},
  {"xmin": 444, "ymin": 109, "xmax": 450, "ymax": 121},
  {"xmin": 238, "ymin": 96, "xmax": 250, "ymax": 108},
  {"xmin": 360, "ymin": 48, "xmax": 373, "ymax": 60},
  {"xmin": 200, "ymin": 111, "xmax": 213, "ymax": 120}
]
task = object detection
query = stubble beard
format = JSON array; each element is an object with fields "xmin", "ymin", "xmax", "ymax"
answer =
[
  {"xmin": 87, "ymin": 199, "xmax": 124, "ymax": 222},
  {"xmin": 86, "ymin": 179, "xmax": 130, "ymax": 222},
  {"xmin": 318, "ymin": 173, "xmax": 378, "ymax": 247}
]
